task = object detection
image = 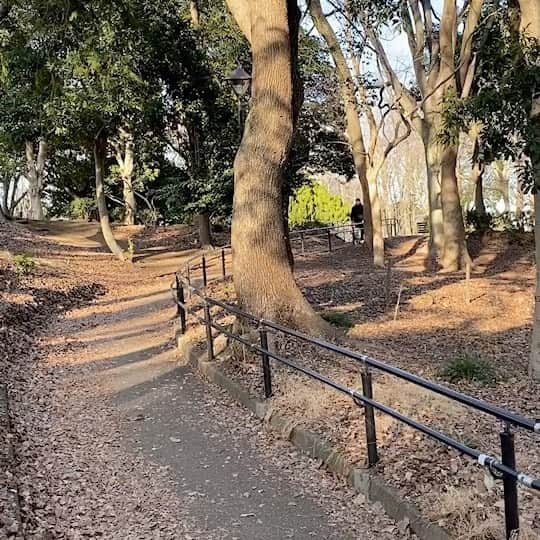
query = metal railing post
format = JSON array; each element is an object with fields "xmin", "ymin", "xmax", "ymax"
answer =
[
  {"xmin": 221, "ymin": 249, "xmax": 226, "ymax": 278},
  {"xmin": 327, "ymin": 229, "xmax": 332, "ymax": 252},
  {"xmin": 259, "ymin": 327, "xmax": 272, "ymax": 398},
  {"xmin": 500, "ymin": 426, "xmax": 519, "ymax": 539},
  {"xmin": 361, "ymin": 369, "xmax": 379, "ymax": 467},
  {"xmin": 202, "ymin": 256, "xmax": 208, "ymax": 287},
  {"xmin": 300, "ymin": 231, "xmax": 305, "ymax": 255},
  {"xmin": 351, "ymin": 224, "xmax": 356, "ymax": 245},
  {"xmin": 175, "ymin": 275, "xmax": 181, "ymax": 317},
  {"xmin": 176, "ymin": 276, "xmax": 186, "ymax": 334},
  {"xmin": 204, "ymin": 301, "xmax": 214, "ymax": 361}
]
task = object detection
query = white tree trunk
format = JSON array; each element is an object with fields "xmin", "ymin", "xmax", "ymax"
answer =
[
  {"xmin": 367, "ymin": 167, "xmax": 384, "ymax": 267},
  {"xmin": 114, "ymin": 129, "xmax": 137, "ymax": 225},
  {"xmin": 95, "ymin": 131, "xmax": 125, "ymax": 260},
  {"xmin": 25, "ymin": 140, "xmax": 47, "ymax": 221}
]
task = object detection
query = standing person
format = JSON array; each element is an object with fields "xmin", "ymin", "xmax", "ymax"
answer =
[{"xmin": 350, "ymin": 198, "xmax": 364, "ymax": 243}]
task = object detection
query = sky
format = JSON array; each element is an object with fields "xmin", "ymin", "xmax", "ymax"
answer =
[{"xmin": 313, "ymin": 0, "xmax": 449, "ymax": 85}]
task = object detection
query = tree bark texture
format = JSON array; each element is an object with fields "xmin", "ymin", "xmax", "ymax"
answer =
[
  {"xmin": 438, "ymin": 0, "xmax": 470, "ymax": 271},
  {"xmin": 198, "ymin": 212, "xmax": 212, "ymax": 247},
  {"xmin": 229, "ymin": 0, "xmax": 325, "ymax": 331},
  {"xmin": 440, "ymin": 145, "xmax": 469, "ymax": 269},
  {"xmin": 517, "ymin": 0, "xmax": 540, "ymax": 379},
  {"xmin": 25, "ymin": 140, "xmax": 47, "ymax": 221},
  {"xmin": 366, "ymin": 166, "xmax": 384, "ymax": 267},
  {"xmin": 308, "ymin": 0, "xmax": 376, "ymax": 256},
  {"xmin": 94, "ymin": 131, "xmax": 125, "ymax": 260},
  {"xmin": 421, "ymin": 121, "xmax": 445, "ymax": 256}
]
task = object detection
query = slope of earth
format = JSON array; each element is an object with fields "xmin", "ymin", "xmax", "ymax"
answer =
[{"xmin": 1, "ymin": 219, "xmax": 406, "ymax": 539}]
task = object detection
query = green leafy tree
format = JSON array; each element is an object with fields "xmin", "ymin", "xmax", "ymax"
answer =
[{"xmin": 289, "ymin": 182, "xmax": 350, "ymax": 228}]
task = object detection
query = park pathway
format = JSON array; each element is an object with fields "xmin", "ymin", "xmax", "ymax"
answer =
[
  {"xmin": 23, "ymin": 222, "xmax": 404, "ymax": 538},
  {"xmin": 83, "ymin": 279, "xmax": 401, "ymax": 538}
]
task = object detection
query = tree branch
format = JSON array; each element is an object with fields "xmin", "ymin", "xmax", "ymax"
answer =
[
  {"xmin": 383, "ymin": 110, "xmax": 412, "ymax": 160},
  {"xmin": 422, "ymin": 0, "xmax": 434, "ymax": 58},
  {"xmin": 407, "ymin": 0, "xmax": 428, "ymax": 93},
  {"xmin": 365, "ymin": 27, "xmax": 418, "ymax": 117},
  {"xmin": 459, "ymin": 0, "xmax": 484, "ymax": 91},
  {"xmin": 225, "ymin": 0, "xmax": 251, "ymax": 44}
]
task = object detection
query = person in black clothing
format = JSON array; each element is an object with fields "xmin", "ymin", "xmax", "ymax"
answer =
[{"xmin": 350, "ymin": 198, "xmax": 364, "ymax": 243}]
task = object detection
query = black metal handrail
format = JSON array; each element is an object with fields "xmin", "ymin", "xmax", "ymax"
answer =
[
  {"xmin": 290, "ymin": 223, "xmax": 356, "ymax": 235},
  {"xmin": 171, "ymin": 231, "xmax": 540, "ymax": 540}
]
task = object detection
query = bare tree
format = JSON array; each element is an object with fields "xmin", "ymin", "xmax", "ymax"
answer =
[
  {"xmin": 1, "ymin": 175, "xmax": 26, "ymax": 219},
  {"xmin": 309, "ymin": 0, "xmax": 411, "ymax": 267},
  {"xmin": 365, "ymin": 0, "xmax": 483, "ymax": 269},
  {"xmin": 225, "ymin": 0, "xmax": 326, "ymax": 331},
  {"xmin": 308, "ymin": 0, "xmax": 376, "ymax": 260}
]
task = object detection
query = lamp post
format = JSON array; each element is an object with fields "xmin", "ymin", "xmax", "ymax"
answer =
[{"xmin": 225, "ymin": 63, "xmax": 251, "ymax": 139}]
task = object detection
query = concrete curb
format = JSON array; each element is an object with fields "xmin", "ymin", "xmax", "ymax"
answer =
[
  {"xmin": 179, "ymin": 336, "xmax": 452, "ymax": 540},
  {"xmin": 0, "ymin": 385, "xmax": 22, "ymax": 537}
]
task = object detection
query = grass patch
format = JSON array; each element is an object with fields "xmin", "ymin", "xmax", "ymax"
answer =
[
  {"xmin": 440, "ymin": 352, "xmax": 497, "ymax": 385},
  {"xmin": 322, "ymin": 311, "xmax": 354, "ymax": 329},
  {"xmin": 13, "ymin": 253, "xmax": 36, "ymax": 276}
]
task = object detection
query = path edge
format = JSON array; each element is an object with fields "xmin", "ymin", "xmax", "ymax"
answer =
[
  {"xmin": 0, "ymin": 384, "xmax": 22, "ymax": 537},
  {"xmin": 178, "ymin": 336, "xmax": 452, "ymax": 540}
]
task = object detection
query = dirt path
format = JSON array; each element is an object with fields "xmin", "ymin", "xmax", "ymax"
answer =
[{"xmin": 5, "ymin": 221, "xmax": 406, "ymax": 539}]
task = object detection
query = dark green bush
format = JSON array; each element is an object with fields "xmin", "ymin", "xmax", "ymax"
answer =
[
  {"xmin": 465, "ymin": 209, "xmax": 493, "ymax": 231},
  {"xmin": 322, "ymin": 311, "xmax": 355, "ymax": 329},
  {"xmin": 440, "ymin": 352, "xmax": 497, "ymax": 384}
]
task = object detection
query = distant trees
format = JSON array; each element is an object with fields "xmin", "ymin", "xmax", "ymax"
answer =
[{"xmin": 344, "ymin": 0, "xmax": 483, "ymax": 270}]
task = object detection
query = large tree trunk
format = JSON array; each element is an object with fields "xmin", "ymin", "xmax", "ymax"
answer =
[
  {"xmin": 517, "ymin": 0, "xmax": 540, "ymax": 379},
  {"xmin": 440, "ymin": 145, "xmax": 469, "ymax": 269},
  {"xmin": 123, "ymin": 177, "xmax": 136, "ymax": 225},
  {"xmin": 94, "ymin": 131, "xmax": 125, "ymax": 260},
  {"xmin": 121, "ymin": 135, "xmax": 136, "ymax": 225},
  {"xmin": 229, "ymin": 0, "xmax": 324, "ymax": 331},
  {"xmin": 25, "ymin": 140, "xmax": 47, "ymax": 221},
  {"xmin": 438, "ymin": 0, "xmax": 470, "ymax": 271},
  {"xmin": 308, "ymin": 0, "xmax": 374, "ymax": 254},
  {"xmin": 198, "ymin": 212, "xmax": 212, "ymax": 248}
]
